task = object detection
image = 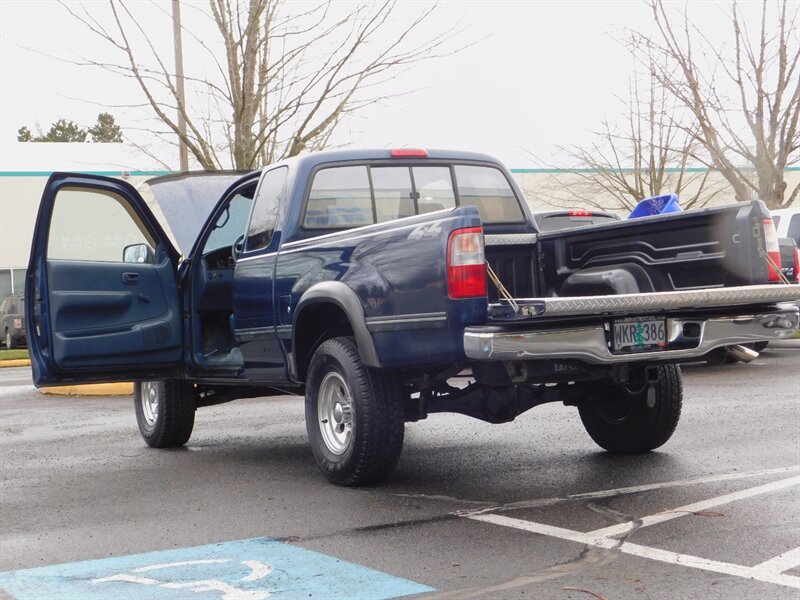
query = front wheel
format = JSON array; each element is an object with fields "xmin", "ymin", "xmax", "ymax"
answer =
[
  {"xmin": 578, "ymin": 365, "xmax": 682, "ymax": 453},
  {"xmin": 305, "ymin": 337, "xmax": 405, "ymax": 486},
  {"xmin": 134, "ymin": 380, "xmax": 196, "ymax": 448}
]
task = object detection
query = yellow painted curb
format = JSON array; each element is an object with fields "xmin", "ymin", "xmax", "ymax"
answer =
[
  {"xmin": 40, "ymin": 382, "xmax": 134, "ymax": 396},
  {"xmin": 0, "ymin": 359, "xmax": 30, "ymax": 368}
]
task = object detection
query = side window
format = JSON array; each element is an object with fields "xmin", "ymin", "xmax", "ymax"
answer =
[
  {"xmin": 371, "ymin": 167, "xmax": 414, "ymax": 223},
  {"xmin": 412, "ymin": 166, "xmax": 456, "ymax": 213},
  {"xmin": 454, "ymin": 165, "xmax": 524, "ymax": 224},
  {"xmin": 305, "ymin": 166, "xmax": 373, "ymax": 228},
  {"xmin": 47, "ymin": 187, "xmax": 156, "ymax": 262},
  {"xmin": 246, "ymin": 167, "xmax": 288, "ymax": 252}
]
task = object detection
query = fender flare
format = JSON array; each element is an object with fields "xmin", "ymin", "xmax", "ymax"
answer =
[{"xmin": 292, "ymin": 281, "xmax": 381, "ymax": 377}]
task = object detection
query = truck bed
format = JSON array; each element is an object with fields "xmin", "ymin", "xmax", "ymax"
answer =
[{"xmin": 485, "ymin": 201, "xmax": 773, "ymax": 302}]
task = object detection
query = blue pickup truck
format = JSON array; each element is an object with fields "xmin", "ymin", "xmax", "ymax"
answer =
[{"xmin": 26, "ymin": 149, "xmax": 800, "ymax": 485}]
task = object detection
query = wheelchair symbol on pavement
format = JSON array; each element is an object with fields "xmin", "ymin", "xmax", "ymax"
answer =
[{"xmin": 91, "ymin": 558, "xmax": 274, "ymax": 600}]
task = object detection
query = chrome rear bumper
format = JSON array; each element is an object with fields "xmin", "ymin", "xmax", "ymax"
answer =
[{"xmin": 464, "ymin": 304, "xmax": 800, "ymax": 364}]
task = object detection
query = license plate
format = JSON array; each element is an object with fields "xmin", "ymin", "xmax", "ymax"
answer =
[{"xmin": 613, "ymin": 317, "xmax": 667, "ymax": 352}]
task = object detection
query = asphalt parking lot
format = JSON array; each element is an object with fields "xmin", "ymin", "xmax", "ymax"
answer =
[{"xmin": 1, "ymin": 341, "xmax": 798, "ymax": 599}]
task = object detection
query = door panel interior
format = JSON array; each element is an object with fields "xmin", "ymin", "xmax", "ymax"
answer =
[{"xmin": 47, "ymin": 259, "xmax": 181, "ymax": 368}]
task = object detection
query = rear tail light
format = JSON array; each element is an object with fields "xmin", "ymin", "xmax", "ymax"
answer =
[
  {"xmin": 793, "ymin": 245, "xmax": 800, "ymax": 283},
  {"xmin": 447, "ymin": 227, "xmax": 486, "ymax": 299},
  {"xmin": 763, "ymin": 218, "xmax": 782, "ymax": 282}
]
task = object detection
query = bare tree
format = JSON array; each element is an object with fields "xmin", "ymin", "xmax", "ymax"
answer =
[
  {"xmin": 60, "ymin": 1, "xmax": 458, "ymax": 170},
  {"xmin": 636, "ymin": 0, "xmax": 800, "ymax": 209},
  {"xmin": 533, "ymin": 72, "xmax": 723, "ymax": 213}
]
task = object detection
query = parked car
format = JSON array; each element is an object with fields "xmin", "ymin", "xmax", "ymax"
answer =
[
  {"xmin": 25, "ymin": 149, "xmax": 800, "ymax": 486},
  {"xmin": 533, "ymin": 209, "xmax": 621, "ymax": 232},
  {"xmin": 778, "ymin": 237, "xmax": 799, "ymax": 283},
  {"xmin": 772, "ymin": 206, "xmax": 800, "ymax": 246},
  {"xmin": 0, "ymin": 293, "xmax": 26, "ymax": 349}
]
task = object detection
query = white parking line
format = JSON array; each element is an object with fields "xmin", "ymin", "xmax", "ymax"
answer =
[
  {"xmin": 586, "ymin": 475, "xmax": 800, "ymax": 540},
  {"xmin": 468, "ymin": 514, "xmax": 800, "ymax": 589},
  {"xmin": 465, "ymin": 471, "xmax": 800, "ymax": 590},
  {"xmin": 616, "ymin": 541, "xmax": 800, "ymax": 589},
  {"xmin": 755, "ymin": 547, "xmax": 800, "ymax": 575},
  {"xmin": 0, "ymin": 385, "xmax": 35, "ymax": 396},
  {"xmin": 465, "ymin": 465, "xmax": 800, "ymax": 515},
  {"xmin": 468, "ymin": 514, "xmax": 606, "ymax": 547}
]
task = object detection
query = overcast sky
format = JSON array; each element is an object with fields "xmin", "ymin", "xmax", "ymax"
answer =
[{"xmin": 0, "ymin": 0, "xmax": 740, "ymax": 170}]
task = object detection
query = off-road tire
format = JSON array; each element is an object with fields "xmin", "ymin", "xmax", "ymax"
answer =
[
  {"xmin": 305, "ymin": 337, "xmax": 405, "ymax": 486},
  {"xmin": 578, "ymin": 364, "xmax": 682, "ymax": 454},
  {"xmin": 134, "ymin": 380, "xmax": 196, "ymax": 448}
]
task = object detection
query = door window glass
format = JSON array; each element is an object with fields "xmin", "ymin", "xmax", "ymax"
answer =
[
  {"xmin": 246, "ymin": 167, "xmax": 288, "ymax": 251},
  {"xmin": 305, "ymin": 166, "xmax": 373, "ymax": 228},
  {"xmin": 204, "ymin": 185, "xmax": 255, "ymax": 255},
  {"xmin": 371, "ymin": 167, "xmax": 414, "ymax": 223},
  {"xmin": 454, "ymin": 165, "xmax": 524, "ymax": 224},
  {"xmin": 47, "ymin": 187, "xmax": 155, "ymax": 262},
  {"xmin": 413, "ymin": 166, "xmax": 456, "ymax": 213}
]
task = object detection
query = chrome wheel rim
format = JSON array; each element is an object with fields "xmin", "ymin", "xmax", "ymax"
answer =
[
  {"xmin": 140, "ymin": 381, "xmax": 159, "ymax": 426},
  {"xmin": 317, "ymin": 371, "xmax": 354, "ymax": 455}
]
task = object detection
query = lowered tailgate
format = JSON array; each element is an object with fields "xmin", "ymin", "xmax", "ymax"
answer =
[{"xmin": 465, "ymin": 283, "xmax": 800, "ymax": 364}]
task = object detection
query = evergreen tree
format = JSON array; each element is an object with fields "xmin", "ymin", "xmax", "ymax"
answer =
[
  {"xmin": 89, "ymin": 112, "xmax": 123, "ymax": 143},
  {"xmin": 40, "ymin": 119, "xmax": 87, "ymax": 142},
  {"xmin": 17, "ymin": 126, "xmax": 32, "ymax": 142}
]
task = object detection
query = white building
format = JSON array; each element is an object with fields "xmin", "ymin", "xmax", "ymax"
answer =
[
  {"xmin": 1, "ymin": 143, "xmax": 797, "ymax": 300},
  {"xmin": 0, "ymin": 143, "xmax": 168, "ymax": 299}
]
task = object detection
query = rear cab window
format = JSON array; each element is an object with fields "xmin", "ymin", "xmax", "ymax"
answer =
[{"xmin": 303, "ymin": 162, "xmax": 522, "ymax": 229}]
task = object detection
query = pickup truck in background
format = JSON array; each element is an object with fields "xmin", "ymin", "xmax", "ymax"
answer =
[
  {"xmin": 26, "ymin": 149, "xmax": 800, "ymax": 485},
  {"xmin": 1, "ymin": 293, "xmax": 26, "ymax": 349}
]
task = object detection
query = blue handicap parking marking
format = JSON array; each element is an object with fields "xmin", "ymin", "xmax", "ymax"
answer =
[{"xmin": 0, "ymin": 537, "xmax": 434, "ymax": 600}]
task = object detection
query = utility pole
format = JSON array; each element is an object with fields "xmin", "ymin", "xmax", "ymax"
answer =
[{"xmin": 172, "ymin": 0, "xmax": 188, "ymax": 172}]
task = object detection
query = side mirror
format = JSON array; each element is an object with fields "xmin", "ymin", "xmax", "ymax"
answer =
[{"xmin": 123, "ymin": 243, "xmax": 154, "ymax": 264}]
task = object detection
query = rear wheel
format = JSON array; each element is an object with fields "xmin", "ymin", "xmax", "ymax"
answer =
[
  {"xmin": 305, "ymin": 337, "xmax": 405, "ymax": 486},
  {"xmin": 134, "ymin": 380, "xmax": 196, "ymax": 448},
  {"xmin": 5, "ymin": 330, "xmax": 17, "ymax": 349},
  {"xmin": 578, "ymin": 365, "xmax": 682, "ymax": 453}
]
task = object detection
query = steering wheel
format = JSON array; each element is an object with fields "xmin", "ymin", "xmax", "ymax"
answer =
[{"xmin": 232, "ymin": 234, "xmax": 245, "ymax": 262}]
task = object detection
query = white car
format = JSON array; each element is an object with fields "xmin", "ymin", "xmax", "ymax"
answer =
[{"xmin": 772, "ymin": 206, "xmax": 800, "ymax": 246}]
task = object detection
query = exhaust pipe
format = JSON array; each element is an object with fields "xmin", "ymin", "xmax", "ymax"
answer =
[{"xmin": 725, "ymin": 344, "xmax": 759, "ymax": 363}]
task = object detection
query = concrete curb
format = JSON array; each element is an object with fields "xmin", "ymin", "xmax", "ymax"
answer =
[
  {"xmin": 0, "ymin": 359, "xmax": 31, "ymax": 368},
  {"xmin": 39, "ymin": 383, "xmax": 134, "ymax": 396}
]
